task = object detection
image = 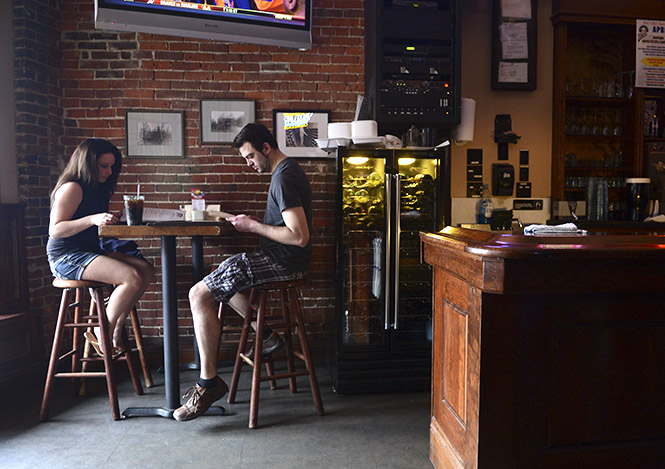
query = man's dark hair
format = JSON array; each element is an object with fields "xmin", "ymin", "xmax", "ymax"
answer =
[{"xmin": 233, "ymin": 122, "xmax": 279, "ymax": 152}]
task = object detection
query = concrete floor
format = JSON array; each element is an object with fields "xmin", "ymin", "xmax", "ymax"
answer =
[{"xmin": 0, "ymin": 364, "xmax": 433, "ymax": 469}]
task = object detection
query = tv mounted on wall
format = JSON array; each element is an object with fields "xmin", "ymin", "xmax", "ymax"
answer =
[{"xmin": 95, "ymin": 0, "xmax": 312, "ymax": 50}]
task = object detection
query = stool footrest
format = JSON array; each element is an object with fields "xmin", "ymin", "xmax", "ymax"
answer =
[
  {"xmin": 266, "ymin": 322, "xmax": 298, "ymax": 329},
  {"xmin": 239, "ymin": 353, "xmax": 254, "ymax": 366},
  {"xmin": 58, "ymin": 350, "xmax": 76, "ymax": 361},
  {"xmin": 55, "ymin": 372, "xmax": 107, "ymax": 378},
  {"xmin": 260, "ymin": 370, "xmax": 309, "ymax": 382},
  {"xmin": 64, "ymin": 322, "xmax": 101, "ymax": 328}
]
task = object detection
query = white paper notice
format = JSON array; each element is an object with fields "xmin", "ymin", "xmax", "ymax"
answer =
[
  {"xmin": 501, "ymin": 22, "xmax": 528, "ymax": 59},
  {"xmin": 501, "ymin": 0, "xmax": 531, "ymax": 19},
  {"xmin": 636, "ymin": 19, "xmax": 665, "ymax": 89},
  {"xmin": 498, "ymin": 62, "xmax": 528, "ymax": 83}
]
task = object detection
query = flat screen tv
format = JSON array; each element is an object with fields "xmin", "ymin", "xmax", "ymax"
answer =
[{"xmin": 95, "ymin": 0, "xmax": 312, "ymax": 50}]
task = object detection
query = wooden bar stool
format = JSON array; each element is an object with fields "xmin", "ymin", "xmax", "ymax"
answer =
[
  {"xmin": 79, "ymin": 301, "xmax": 153, "ymax": 395},
  {"xmin": 222, "ymin": 278, "xmax": 324, "ymax": 428},
  {"xmin": 40, "ymin": 280, "xmax": 144, "ymax": 421}
]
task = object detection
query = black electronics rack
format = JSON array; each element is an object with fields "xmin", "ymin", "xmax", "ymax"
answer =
[{"xmin": 364, "ymin": 0, "xmax": 461, "ymax": 134}]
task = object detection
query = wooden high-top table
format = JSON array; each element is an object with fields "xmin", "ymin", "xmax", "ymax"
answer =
[
  {"xmin": 100, "ymin": 222, "xmax": 223, "ymax": 418},
  {"xmin": 422, "ymin": 227, "xmax": 665, "ymax": 468}
]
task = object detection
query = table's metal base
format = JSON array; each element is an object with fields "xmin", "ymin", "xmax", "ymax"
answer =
[{"xmin": 121, "ymin": 405, "xmax": 225, "ymax": 419}]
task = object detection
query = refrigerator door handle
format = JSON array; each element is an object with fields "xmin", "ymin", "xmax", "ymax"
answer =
[
  {"xmin": 393, "ymin": 173, "xmax": 401, "ymax": 329},
  {"xmin": 384, "ymin": 173, "xmax": 392, "ymax": 330}
]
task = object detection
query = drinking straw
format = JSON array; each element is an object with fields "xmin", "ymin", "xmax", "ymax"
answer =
[{"xmin": 137, "ymin": 184, "xmax": 140, "ymax": 197}]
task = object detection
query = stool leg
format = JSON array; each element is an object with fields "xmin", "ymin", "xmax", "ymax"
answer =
[
  {"xmin": 71, "ymin": 288, "xmax": 85, "ymax": 395},
  {"xmin": 121, "ymin": 326, "xmax": 144, "ymax": 396},
  {"xmin": 78, "ymin": 338, "xmax": 92, "ymax": 396},
  {"xmin": 249, "ymin": 290, "xmax": 268, "ymax": 429},
  {"xmin": 290, "ymin": 288, "xmax": 324, "ymax": 416},
  {"xmin": 129, "ymin": 306, "xmax": 153, "ymax": 388},
  {"xmin": 41, "ymin": 288, "xmax": 73, "ymax": 421},
  {"xmin": 265, "ymin": 356, "xmax": 277, "ymax": 390},
  {"xmin": 228, "ymin": 302, "xmax": 253, "ymax": 404},
  {"xmin": 78, "ymin": 293, "xmax": 97, "ymax": 396},
  {"xmin": 280, "ymin": 288, "xmax": 298, "ymax": 393},
  {"xmin": 90, "ymin": 287, "xmax": 121, "ymax": 421}
]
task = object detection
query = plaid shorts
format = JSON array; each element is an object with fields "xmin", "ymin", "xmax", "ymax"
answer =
[{"xmin": 203, "ymin": 250, "xmax": 305, "ymax": 303}]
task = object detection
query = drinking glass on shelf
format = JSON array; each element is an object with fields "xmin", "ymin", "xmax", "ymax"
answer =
[
  {"xmin": 565, "ymin": 108, "xmax": 574, "ymax": 134},
  {"xmin": 625, "ymin": 71, "xmax": 635, "ymax": 99},
  {"xmin": 605, "ymin": 80, "xmax": 616, "ymax": 98},
  {"xmin": 591, "ymin": 108, "xmax": 601, "ymax": 136},
  {"xmin": 580, "ymin": 108, "xmax": 590, "ymax": 135},
  {"xmin": 613, "ymin": 109, "xmax": 622, "ymax": 136},
  {"xmin": 570, "ymin": 109, "xmax": 582, "ymax": 135},
  {"xmin": 614, "ymin": 78, "xmax": 624, "ymax": 98},
  {"xmin": 579, "ymin": 78, "xmax": 589, "ymax": 97},
  {"xmin": 602, "ymin": 109, "xmax": 612, "ymax": 136}
]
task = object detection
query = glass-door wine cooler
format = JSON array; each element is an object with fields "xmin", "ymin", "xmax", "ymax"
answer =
[{"xmin": 327, "ymin": 147, "xmax": 451, "ymax": 393}]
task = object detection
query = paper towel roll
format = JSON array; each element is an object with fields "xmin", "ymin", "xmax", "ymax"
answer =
[{"xmin": 454, "ymin": 98, "xmax": 476, "ymax": 145}]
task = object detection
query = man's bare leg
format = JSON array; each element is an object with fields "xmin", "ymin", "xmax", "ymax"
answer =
[{"xmin": 188, "ymin": 281, "xmax": 222, "ymax": 379}]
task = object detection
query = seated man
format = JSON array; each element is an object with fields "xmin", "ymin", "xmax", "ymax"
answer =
[{"xmin": 174, "ymin": 122, "xmax": 312, "ymax": 422}]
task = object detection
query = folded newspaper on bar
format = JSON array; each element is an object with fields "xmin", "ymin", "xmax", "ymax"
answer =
[{"xmin": 523, "ymin": 223, "xmax": 587, "ymax": 235}]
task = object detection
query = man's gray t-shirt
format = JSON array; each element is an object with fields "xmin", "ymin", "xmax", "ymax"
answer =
[{"xmin": 261, "ymin": 157, "xmax": 312, "ymax": 273}]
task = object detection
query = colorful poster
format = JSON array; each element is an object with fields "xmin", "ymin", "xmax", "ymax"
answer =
[{"xmin": 636, "ymin": 19, "xmax": 665, "ymax": 89}]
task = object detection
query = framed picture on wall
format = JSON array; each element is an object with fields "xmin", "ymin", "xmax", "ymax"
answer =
[
  {"xmin": 125, "ymin": 110, "xmax": 184, "ymax": 158},
  {"xmin": 273, "ymin": 109, "xmax": 331, "ymax": 158},
  {"xmin": 200, "ymin": 99, "xmax": 255, "ymax": 144}
]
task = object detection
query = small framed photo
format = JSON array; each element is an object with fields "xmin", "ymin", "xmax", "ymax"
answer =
[
  {"xmin": 273, "ymin": 109, "xmax": 331, "ymax": 158},
  {"xmin": 125, "ymin": 110, "xmax": 184, "ymax": 158},
  {"xmin": 200, "ymin": 99, "xmax": 255, "ymax": 144}
]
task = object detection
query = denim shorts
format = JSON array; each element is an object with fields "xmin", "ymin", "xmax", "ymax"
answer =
[{"xmin": 49, "ymin": 250, "xmax": 102, "ymax": 280}]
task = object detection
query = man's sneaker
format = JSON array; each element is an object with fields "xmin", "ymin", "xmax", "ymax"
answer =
[
  {"xmin": 246, "ymin": 331, "xmax": 285, "ymax": 358},
  {"xmin": 173, "ymin": 376, "xmax": 228, "ymax": 422}
]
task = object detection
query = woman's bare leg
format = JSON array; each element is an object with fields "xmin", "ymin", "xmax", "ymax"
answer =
[{"xmin": 81, "ymin": 253, "xmax": 154, "ymax": 347}]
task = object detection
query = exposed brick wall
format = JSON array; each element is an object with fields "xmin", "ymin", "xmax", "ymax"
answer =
[
  {"xmin": 14, "ymin": 0, "xmax": 364, "ymax": 361},
  {"xmin": 13, "ymin": 0, "xmax": 65, "ymax": 342}
]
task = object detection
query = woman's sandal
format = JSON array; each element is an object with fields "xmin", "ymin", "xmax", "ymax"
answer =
[{"xmin": 84, "ymin": 331, "xmax": 124, "ymax": 359}]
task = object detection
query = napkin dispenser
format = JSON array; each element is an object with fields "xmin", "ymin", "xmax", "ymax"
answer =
[{"xmin": 492, "ymin": 163, "xmax": 514, "ymax": 196}]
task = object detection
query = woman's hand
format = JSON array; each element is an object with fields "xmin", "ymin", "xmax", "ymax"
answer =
[{"xmin": 91, "ymin": 212, "xmax": 119, "ymax": 226}]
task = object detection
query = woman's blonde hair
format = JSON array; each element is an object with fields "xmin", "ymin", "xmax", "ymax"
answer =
[{"xmin": 51, "ymin": 138, "xmax": 122, "ymax": 206}]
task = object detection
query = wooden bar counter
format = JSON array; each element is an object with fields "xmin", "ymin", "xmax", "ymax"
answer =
[{"xmin": 421, "ymin": 227, "xmax": 665, "ymax": 468}]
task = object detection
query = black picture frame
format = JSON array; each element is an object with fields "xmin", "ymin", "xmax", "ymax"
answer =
[
  {"xmin": 491, "ymin": 0, "xmax": 538, "ymax": 91},
  {"xmin": 125, "ymin": 110, "xmax": 185, "ymax": 158}
]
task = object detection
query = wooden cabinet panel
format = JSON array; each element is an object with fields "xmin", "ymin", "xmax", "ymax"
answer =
[
  {"xmin": 0, "ymin": 204, "xmax": 42, "ymax": 393},
  {"xmin": 442, "ymin": 301, "xmax": 467, "ymax": 424},
  {"xmin": 0, "ymin": 204, "xmax": 28, "ymax": 315}
]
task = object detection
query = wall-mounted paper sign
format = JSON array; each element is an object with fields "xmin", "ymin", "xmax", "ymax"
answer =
[
  {"xmin": 500, "ymin": 0, "xmax": 531, "ymax": 19},
  {"xmin": 636, "ymin": 19, "xmax": 665, "ymax": 89},
  {"xmin": 498, "ymin": 62, "xmax": 529, "ymax": 83},
  {"xmin": 501, "ymin": 22, "xmax": 528, "ymax": 59}
]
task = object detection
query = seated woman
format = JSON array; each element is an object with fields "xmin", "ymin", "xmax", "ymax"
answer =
[{"xmin": 47, "ymin": 138, "xmax": 154, "ymax": 355}]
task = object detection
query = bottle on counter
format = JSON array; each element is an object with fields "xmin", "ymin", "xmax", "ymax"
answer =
[{"xmin": 476, "ymin": 184, "xmax": 493, "ymax": 224}]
